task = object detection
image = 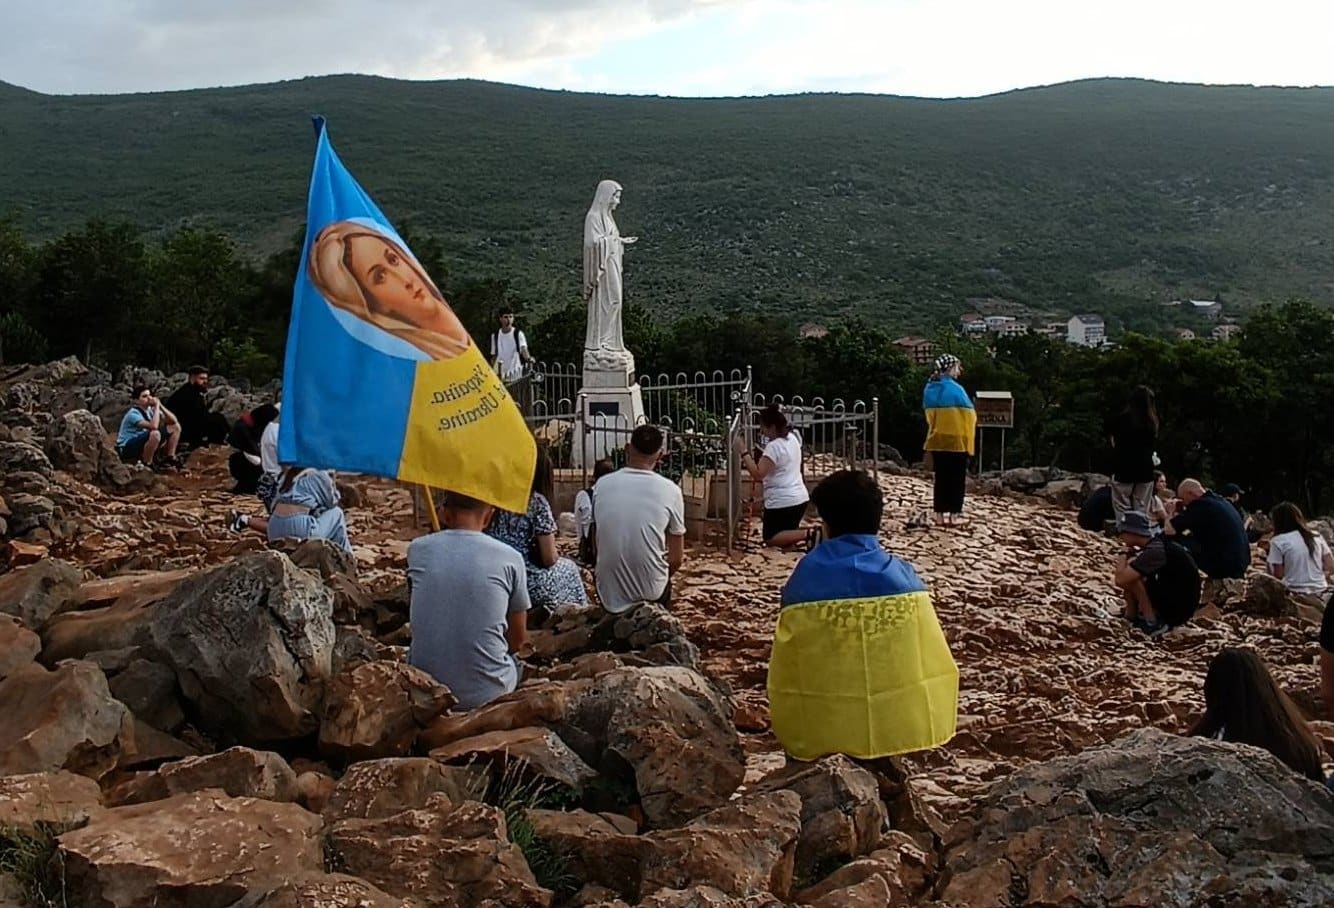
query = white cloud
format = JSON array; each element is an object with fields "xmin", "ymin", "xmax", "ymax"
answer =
[{"xmin": 1, "ymin": 0, "xmax": 1331, "ymax": 97}]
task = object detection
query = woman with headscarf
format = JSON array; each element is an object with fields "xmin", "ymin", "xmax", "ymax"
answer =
[
  {"xmin": 923, "ymin": 353, "xmax": 976, "ymax": 527},
  {"xmin": 308, "ymin": 221, "xmax": 470, "ymax": 361},
  {"xmin": 583, "ymin": 180, "xmax": 638, "ymax": 353}
]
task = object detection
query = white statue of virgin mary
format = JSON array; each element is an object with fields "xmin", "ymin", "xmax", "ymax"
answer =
[{"xmin": 582, "ymin": 180, "xmax": 638, "ymax": 363}]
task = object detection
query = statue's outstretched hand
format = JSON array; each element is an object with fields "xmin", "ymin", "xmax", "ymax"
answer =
[{"xmin": 622, "ymin": 236, "xmax": 639, "ymax": 245}]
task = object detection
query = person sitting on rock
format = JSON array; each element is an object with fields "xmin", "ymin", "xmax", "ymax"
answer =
[
  {"xmin": 767, "ymin": 469, "xmax": 958, "ymax": 760},
  {"xmin": 1219, "ymin": 482, "xmax": 1266, "ymax": 544},
  {"xmin": 1114, "ymin": 510, "xmax": 1201, "ymax": 635},
  {"xmin": 1164, "ymin": 479, "xmax": 1250, "ymax": 581},
  {"xmin": 225, "ymin": 403, "xmax": 279, "ymax": 494},
  {"xmin": 165, "ymin": 365, "xmax": 229, "ymax": 451},
  {"xmin": 116, "ymin": 385, "xmax": 182, "ymax": 468},
  {"xmin": 592, "ymin": 424, "xmax": 686, "ymax": 614},
  {"xmin": 485, "ymin": 445, "xmax": 588, "ymax": 624},
  {"xmin": 408, "ymin": 490, "xmax": 530, "ymax": 709},
  {"xmin": 574, "ymin": 458, "xmax": 615, "ymax": 566},
  {"xmin": 1189, "ymin": 647, "xmax": 1324, "ymax": 782},
  {"xmin": 228, "ymin": 402, "xmax": 281, "ymax": 536},
  {"xmin": 264, "ymin": 466, "xmax": 351, "ymax": 553},
  {"xmin": 1266, "ymin": 502, "xmax": 1334, "ymax": 608}
]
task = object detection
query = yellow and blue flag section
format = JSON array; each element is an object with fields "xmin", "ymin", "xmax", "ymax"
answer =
[
  {"xmin": 923, "ymin": 376, "xmax": 977, "ymax": 455},
  {"xmin": 278, "ymin": 118, "xmax": 534, "ymax": 514},
  {"xmin": 768, "ymin": 535, "xmax": 958, "ymax": 761}
]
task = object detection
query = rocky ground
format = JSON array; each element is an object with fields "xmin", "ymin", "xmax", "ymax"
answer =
[{"xmin": 2, "ymin": 357, "xmax": 1334, "ymax": 907}]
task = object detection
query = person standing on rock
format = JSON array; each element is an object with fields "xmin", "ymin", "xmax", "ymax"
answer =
[
  {"xmin": 408, "ymin": 491, "xmax": 530, "ymax": 709},
  {"xmin": 1106, "ymin": 386, "xmax": 1160, "ymax": 524},
  {"xmin": 591, "ymin": 424, "xmax": 685, "ymax": 613},
  {"xmin": 1113, "ymin": 510, "xmax": 1201, "ymax": 635},
  {"xmin": 768, "ymin": 470, "xmax": 958, "ymax": 760},
  {"xmin": 1189, "ymin": 648, "xmax": 1324, "ymax": 782},
  {"xmin": 922, "ymin": 354, "xmax": 976, "ymax": 527},
  {"xmin": 116, "ymin": 385, "xmax": 182, "ymax": 469}
]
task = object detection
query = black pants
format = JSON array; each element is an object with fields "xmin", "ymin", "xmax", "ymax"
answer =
[
  {"xmin": 228, "ymin": 451, "xmax": 263, "ymax": 494},
  {"xmin": 932, "ymin": 451, "xmax": 969, "ymax": 514}
]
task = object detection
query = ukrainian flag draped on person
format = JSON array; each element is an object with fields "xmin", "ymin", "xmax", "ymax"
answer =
[
  {"xmin": 767, "ymin": 535, "xmax": 959, "ymax": 760},
  {"xmin": 278, "ymin": 119, "xmax": 534, "ymax": 513},
  {"xmin": 923, "ymin": 372, "xmax": 976, "ymax": 454}
]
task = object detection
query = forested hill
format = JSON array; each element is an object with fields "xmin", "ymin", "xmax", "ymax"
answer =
[{"xmin": 2, "ymin": 75, "xmax": 1333, "ymax": 330}]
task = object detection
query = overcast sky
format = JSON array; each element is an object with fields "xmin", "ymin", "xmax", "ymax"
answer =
[{"xmin": 4, "ymin": 0, "xmax": 1332, "ymax": 98}]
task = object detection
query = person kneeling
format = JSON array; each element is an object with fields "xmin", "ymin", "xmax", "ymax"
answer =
[
  {"xmin": 767, "ymin": 470, "xmax": 958, "ymax": 760},
  {"xmin": 408, "ymin": 492, "xmax": 530, "ymax": 710},
  {"xmin": 1114, "ymin": 510, "xmax": 1200, "ymax": 636},
  {"xmin": 266, "ymin": 466, "xmax": 352, "ymax": 554}
]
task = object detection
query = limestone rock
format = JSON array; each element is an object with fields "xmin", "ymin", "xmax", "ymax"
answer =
[
  {"xmin": 238, "ymin": 873, "xmax": 410, "ymax": 907},
  {"xmin": 562, "ymin": 666, "xmax": 744, "ymax": 829},
  {"xmin": 57, "ymin": 791, "xmax": 324, "ymax": 908},
  {"xmin": 146, "ymin": 552, "xmax": 335, "ymax": 742},
  {"xmin": 323, "ymin": 757, "xmax": 489, "ymax": 822},
  {"xmin": 0, "ymin": 440, "xmax": 54, "ymax": 479},
  {"xmin": 296, "ymin": 771, "xmax": 337, "ymax": 815},
  {"xmin": 0, "ymin": 557, "xmax": 82, "ymax": 629},
  {"xmin": 40, "ymin": 570, "xmax": 188, "ymax": 663},
  {"xmin": 108, "ymin": 658, "xmax": 185, "ymax": 732},
  {"xmin": 419, "ymin": 679, "xmax": 594, "ymax": 751},
  {"xmin": 753, "ymin": 755, "xmax": 886, "ymax": 878},
  {"xmin": 318, "ymin": 660, "xmax": 455, "ymax": 761},
  {"xmin": 43, "ymin": 408, "xmax": 137, "ymax": 488},
  {"xmin": 940, "ymin": 728, "xmax": 1334, "ymax": 907},
  {"xmin": 431, "ymin": 727, "xmax": 598, "ymax": 791},
  {"xmin": 326, "ymin": 793, "xmax": 551, "ymax": 907},
  {"xmin": 109, "ymin": 746, "xmax": 300, "ymax": 807},
  {"xmin": 0, "ymin": 614, "xmax": 41, "ymax": 679},
  {"xmin": 555, "ymin": 790, "xmax": 802, "ymax": 903},
  {"xmin": 1239, "ymin": 572, "xmax": 1306, "ymax": 618},
  {"xmin": 792, "ymin": 832, "xmax": 936, "ymax": 906},
  {"xmin": 0, "ymin": 770, "xmax": 104, "ymax": 833},
  {"xmin": 0, "ymin": 660, "xmax": 133, "ymax": 780}
]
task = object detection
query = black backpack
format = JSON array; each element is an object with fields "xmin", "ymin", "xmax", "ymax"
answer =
[{"xmin": 1144, "ymin": 539, "xmax": 1202, "ymax": 627}]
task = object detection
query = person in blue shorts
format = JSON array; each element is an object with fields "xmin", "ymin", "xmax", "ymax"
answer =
[{"xmin": 115, "ymin": 386, "xmax": 181, "ymax": 468}]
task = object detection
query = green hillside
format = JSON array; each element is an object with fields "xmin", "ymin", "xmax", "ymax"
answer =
[{"xmin": 2, "ymin": 75, "xmax": 1333, "ymax": 331}]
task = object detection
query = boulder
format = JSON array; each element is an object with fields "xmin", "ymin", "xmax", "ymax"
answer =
[
  {"xmin": 431, "ymin": 727, "xmax": 598, "ymax": 791},
  {"xmin": 753, "ymin": 755, "xmax": 886, "ymax": 878},
  {"xmin": 57, "ymin": 791, "xmax": 324, "ymax": 908},
  {"xmin": 0, "ymin": 440, "xmax": 54, "ymax": 478},
  {"xmin": 108, "ymin": 658, "xmax": 185, "ymax": 732},
  {"xmin": 42, "ymin": 408, "xmax": 138, "ymax": 488},
  {"xmin": 940, "ymin": 728, "xmax": 1334, "ymax": 907},
  {"xmin": 0, "ymin": 613, "xmax": 41, "ymax": 679},
  {"xmin": 0, "ymin": 557, "xmax": 82, "ymax": 629},
  {"xmin": 551, "ymin": 790, "xmax": 802, "ymax": 903},
  {"xmin": 0, "ymin": 770, "xmax": 105, "ymax": 833},
  {"xmin": 108, "ymin": 747, "xmax": 300, "ymax": 807},
  {"xmin": 998, "ymin": 467, "xmax": 1048, "ymax": 492},
  {"xmin": 146, "ymin": 552, "xmax": 335, "ymax": 742},
  {"xmin": 1035, "ymin": 478, "xmax": 1087, "ymax": 509},
  {"xmin": 792, "ymin": 832, "xmax": 936, "ymax": 906},
  {"xmin": 40, "ymin": 570, "xmax": 189, "ymax": 663},
  {"xmin": 1239, "ymin": 573, "xmax": 1311, "ymax": 619},
  {"xmin": 318, "ymin": 660, "xmax": 455, "ymax": 761},
  {"xmin": 275, "ymin": 537, "xmax": 374, "ymax": 627},
  {"xmin": 237, "ymin": 873, "xmax": 410, "ymax": 907},
  {"xmin": 326, "ymin": 793, "xmax": 551, "ymax": 907},
  {"xmin": 296, "ymin": 771, "xmax": 336, "ymax": 814},
  {"xmin": 561, "ymin": 666, "xmax": 745, "ymax": 828},
  {"xmin": 419, "ymin": 679, "xmax": 595, "ymax": 751},
  {"xmin": 0, "ymin": 660, "xmax": 133, "ymax": 780},
  {"xmin": 323, "ymin": 757, "xmax": 489, "ymax": 822}
]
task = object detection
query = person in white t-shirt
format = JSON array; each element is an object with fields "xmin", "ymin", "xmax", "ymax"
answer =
[
  {"xmin": 228, "ymin": 402, "xmax": 282, "ymax": 536},
  {"xmin": 591, "ymin": 425, "xmax": 686, "ymax": 613},
  {"xmin": 1266, "ymin": 502, "xmax": 1334, "ymax": 601},
  {"xmin": 734, "ymin": 404, "xmax": 812, "ymax": 548},
  {"xmin": 574, "ymin": 458, "xmax": 615, "ymax": 565},
  {"xmin": 490, "ymin": 310, "xmax": 530, "ymax": 382}
]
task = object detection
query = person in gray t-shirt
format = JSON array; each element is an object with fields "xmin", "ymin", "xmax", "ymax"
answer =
[{"xmin": 407, "ymin": 492, "xmax": 530, "ymax": 709}]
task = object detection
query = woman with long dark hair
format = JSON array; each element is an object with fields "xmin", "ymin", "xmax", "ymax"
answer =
[
  {"xmin": 265, "ymin": 466, "xmax": 352, "ymax": 553},
  {"xmin": 1107, "ymin": 385, "xmax": 1159, "ymax": 522},
  {"xmin": 1189, "ymin": 648, "xmax": 1324, "ymax": 782},
  {"xmin": 736, "ymin": 404, "xmax": 812, "ymax": 547},
  {"xmin": 1266, "ymin": 502, "xmax": 1334, "ymax": 601},
  {"xmin": 486, "ymin": 445, "xmax": 588, "ymax": 620},
  {"xmin": 923, "ymin": 354, "xmax": 976, "ymax": 527}
]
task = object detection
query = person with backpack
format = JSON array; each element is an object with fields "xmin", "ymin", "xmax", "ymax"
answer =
[
  {"xmin": 490, "ymin": 309, "xmax": 533, "ymax": 416},
  {"xmin": 1114, "ymin": 510, "xmax": 1201, "ymax": 635},
  {"xmin": 574, "ymin": 458, "xmax": 615, "ymax": 566}
]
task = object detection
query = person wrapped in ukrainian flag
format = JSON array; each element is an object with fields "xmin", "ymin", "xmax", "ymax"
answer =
[{"xmin": 768, "ymin": 470, "xmax": 958, "ymax": 760}]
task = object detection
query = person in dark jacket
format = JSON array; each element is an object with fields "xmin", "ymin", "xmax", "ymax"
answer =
[
  {"xmin": 1165, "ymin": 479, "xmax": 1250, "ymax": 579},
  {"xmin": 1106, "ymin": 386, "xmax": 1158, "ymax": 523},
  {"xmin": 226, "ymin": 403, "xmax": 279, "ymax": 494},
  {"xmin": 165, "ymin": 366, "xmax": 229, "ymax": 450}
]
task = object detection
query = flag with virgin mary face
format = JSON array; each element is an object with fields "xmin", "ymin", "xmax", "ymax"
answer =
[{"xmin": 278, "ymin": 119, "xmax": 534, "ymax": 513}]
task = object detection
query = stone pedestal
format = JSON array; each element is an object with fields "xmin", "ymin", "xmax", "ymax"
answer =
[{"xmin": 572, "ymin": 350, "xmax": 645, "ymax": 468}]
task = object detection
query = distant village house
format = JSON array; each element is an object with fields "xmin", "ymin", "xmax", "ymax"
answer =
[
  {"xmin": 893, "ymin": 336, "xmax": 938, "ymax": 366},
  {"xmin": 1067, "ymin": 314, "xmax": 1106, "ymax": 347}
]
